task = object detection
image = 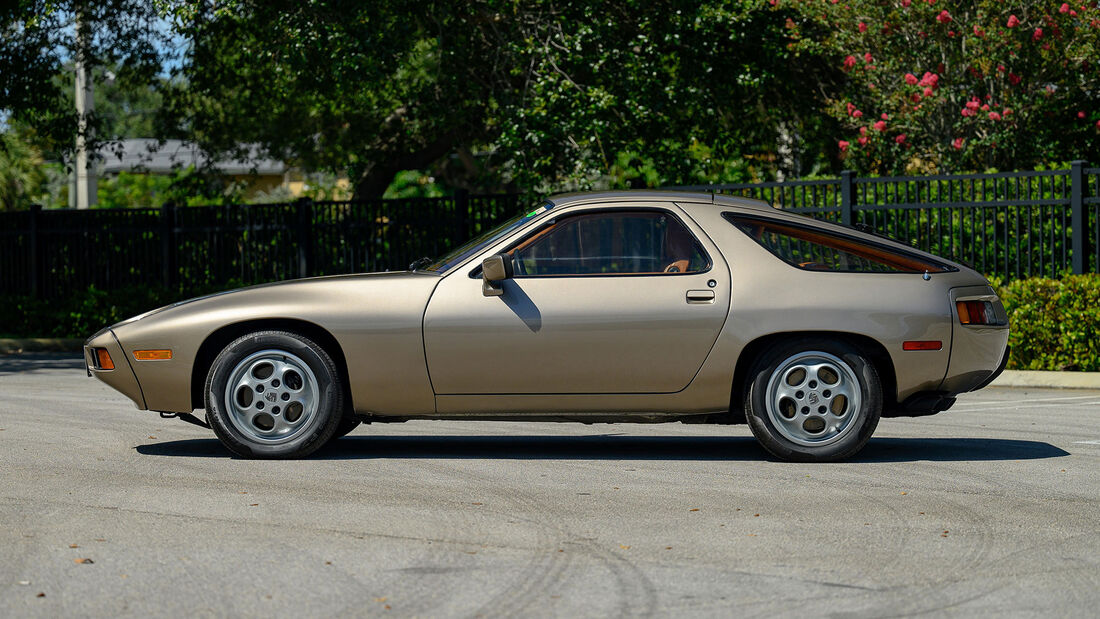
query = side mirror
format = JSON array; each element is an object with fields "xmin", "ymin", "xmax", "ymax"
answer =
[{"xmin": 481, "ymin": 254, "xmax": 513, "ymax": 296}]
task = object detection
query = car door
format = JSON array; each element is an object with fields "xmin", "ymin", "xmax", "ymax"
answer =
[{"xmin": 422, "ymin": 203, "xmax": 731, "ymax": 395}]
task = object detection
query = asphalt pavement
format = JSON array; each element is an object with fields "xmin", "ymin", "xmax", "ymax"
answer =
[{"xmin": 1, "ymin": 353, "xmax": 1098, "ymax": 618}]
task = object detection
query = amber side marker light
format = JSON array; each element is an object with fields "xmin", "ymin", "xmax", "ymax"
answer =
[
  {"xmin": 903, "ymin": 341, "xmax": 942, "ymax": 351},
  {"xmin": 133, "ymin": 349, "xmax": 172, "ymax": 361},
  {"xmin": 94, "ymin": 348, "xmax": 115, "ymax": 370}
]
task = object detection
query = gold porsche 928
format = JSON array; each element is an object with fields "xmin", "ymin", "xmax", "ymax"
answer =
[{"xmin": 86, "ymin": 191, "xmax": 1009, "ymax": 462}]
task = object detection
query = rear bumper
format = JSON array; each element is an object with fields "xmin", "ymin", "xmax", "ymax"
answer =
[{"xmin": 84, "ymin": 329, "xmax": 147, "ymax": 410}]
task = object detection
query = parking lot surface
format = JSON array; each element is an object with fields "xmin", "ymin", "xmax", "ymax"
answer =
[{"xmin": 2, "ymin": 353, "xmax": 1098, "ymax": 617}]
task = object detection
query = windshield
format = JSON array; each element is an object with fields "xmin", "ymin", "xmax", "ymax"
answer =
[{"xmin": 422, "ymin": 202, "xmax": 553, "ymax": 272}]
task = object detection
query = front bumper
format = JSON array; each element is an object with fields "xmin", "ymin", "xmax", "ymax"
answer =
[{"xmin": 84, "ymin": 328, "xmax": 147, "ymax": 410}]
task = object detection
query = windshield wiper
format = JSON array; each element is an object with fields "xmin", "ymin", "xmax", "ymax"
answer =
[{"xmin": 408, "ymin": 256, "xmax": 433, "ymax": 271}]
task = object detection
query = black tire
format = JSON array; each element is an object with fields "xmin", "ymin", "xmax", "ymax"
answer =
[
  {"xmin": 743, "ymin": 337, "xmax": 881, "ymax": 462},
  {"xmin": 205, "ymin": 330, "xmax": 344, "ymax": 458},
  {"xmin": 332, "ymin": 417, "xmax": 361, "ymax": 439}
]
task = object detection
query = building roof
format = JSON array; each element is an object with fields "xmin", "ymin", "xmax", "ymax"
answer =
[{"xmin": 96, "ymin": 139, "xmax": 286, "ymax": 176}]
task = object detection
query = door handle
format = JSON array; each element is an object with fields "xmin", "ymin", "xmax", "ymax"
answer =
[{"xmin": 686, "ymin": 290, "xmax": 715, "ymax": 304}]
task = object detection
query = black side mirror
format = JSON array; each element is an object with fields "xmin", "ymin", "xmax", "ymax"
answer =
[{"xmin": 481, "ymin": 254, "xmax": 513, "ymax": 296}]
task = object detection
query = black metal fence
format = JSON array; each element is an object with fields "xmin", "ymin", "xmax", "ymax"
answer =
[
  {"xmin": 2, "ymin": 162, "xmax": 1098, "ymax": 300},
  {"xmin": 680, "ymin": 160, "xmax": 1100, "ymax": 281},
  {"xmin": 0, "ymin": 192, "xmax": 520, "ymax": 299}
]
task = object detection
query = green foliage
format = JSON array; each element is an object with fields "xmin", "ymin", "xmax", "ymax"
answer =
[
  {"xmin": 163, "ymin": 0, "xmax": 842, "ymax": 197},
  {"xmin": 0, "ymin": 129, "xmax": 49, "ymax": 209},
  {"xmin": 998, "ymin": 275, "xmax": 1100, "ymax": 371},
  {"xmin": 789, "ymin": 0, "xmax": 1100, "ymax": 174},
  {"xmin": 0, "ymin": 285, "xmax": 172, "ymax": 339}
]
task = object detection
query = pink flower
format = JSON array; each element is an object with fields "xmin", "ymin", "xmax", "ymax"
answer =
[
  {"xmin": 973, "ymin": 25, "xmax": 984, "ymax": 37},
  {"xmin": 844, "ymin": 55, "xmax": 858, "ymax": 70},
  {"xmin": 997, "ymin": 65, "xmax": 1005, "ymax": 73},
  {"xmin": 895, "ymin": 134, "xmax": 907, "ymax": 144},
  {"xmin": 1033, "ymin": 27, "xmax": 1043, "ymax": 40},
  {"xmin": 839, "ymin": 140, "xmax": 850, "ymax": 152},
  {"xmin": 918, "ymin": 72, "xmax": 939, "ymax": 87},
  {"xmin": 902, "ymin": 0, "xmax": 911, "ymax": 6},
  {"xmin": 952, "ymin": 138, "xmax": 964, "ymax": 149},
  {"xmin": 864, "ymin": 52, "xmax": 873, "ymax": 63},
  {"xmin": 966, "ymin": 100, "xmax": 981, "ymax": 110},
  {"xmin": 961, "ymin": 108, "xmax": 972, "ymax": 117},
  {"xmin": 1096, "ymin": 120, "xmax": 1100, "ymax": 128},
  {"xmin": 1079, "ymin": 111, "xmax": 1087, "ymax": 119},
  {"xmin": 858, "ymin": 136, "xmax": 868, "ymax": 146},
  {"xmin": 910, "ymin": 93, "xmax": 921, "ymax": 103},
  {"xmin": 1060, "ymin": 3, "xmax": 1070, "ymax": 13},
  {"xmin": 937, "ymin": 10, "xmax": 952, "ymax": 23},
  {"xmin": 853, "ymin": 110, "xmax": 863, "ymax": 118},
  {"xmin": 873, "ymin": 120, "xmax": 887, "ymax": 131},
  {"xmin": 847, "ymin": 102, "xmax": 856, "ymax": 115},
  {"xmin": 859, "ymin": 21, "xmax": 868, "ymax": 33},
  {"xmin": 923, "ymin": 87, "xmax": 934, "ymax": 96},
  {"xmin": 989, "ymin": 111, "xmax": 1002, "ymax": 120},
  {"xmin": 905, "ymin": 73, "xmax": 919, "ymax": 85},
  {"xmin": 881, "ymin": 113, "xmax": 889, "ymax": 120},
  {"xmin": 981, "ymin": 104, "xmax": 990, "ymax": 111},
  {"xmin": 859, "ymin": 126, "xmax": 868, "ymax": 136},
  {"xmin": 1003, "ymin": 108, "xmax": 1013, "ymax": 116},
  {"xmin": 1008, "ymin": 73, "xmax": 1021, "ymax": 85},
  {"xmin": 1007, "ymin": 15, "xmax": 1020, "ymax": 28}
]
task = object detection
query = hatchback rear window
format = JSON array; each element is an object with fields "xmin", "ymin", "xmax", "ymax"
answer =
[{"xmin": 724, "ymin": 213, "xmax": 952, "ymax": 273}]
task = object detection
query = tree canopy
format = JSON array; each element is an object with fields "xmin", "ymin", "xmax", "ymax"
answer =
[{"xmin": 2, "ymin": 0, "xmax": 1099, "ymax": 204}]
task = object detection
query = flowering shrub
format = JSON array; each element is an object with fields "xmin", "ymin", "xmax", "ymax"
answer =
[{"xmin": 780, "ymin": 1, "xmax": 1100, "ymax": 174}]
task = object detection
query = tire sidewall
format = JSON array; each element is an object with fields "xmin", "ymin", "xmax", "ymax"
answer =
[
  {"xmin": 745, "ymin": 338, "xmax": 882, "ymax": 462},
  {"xmin": 205, "ymin": 331, "xmax": 343, "ymax": 458}
]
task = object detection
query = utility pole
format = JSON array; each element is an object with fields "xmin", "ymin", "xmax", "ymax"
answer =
[{"xmin": 74, "ymin": 11, "xmax": 97, "ymax": 209}]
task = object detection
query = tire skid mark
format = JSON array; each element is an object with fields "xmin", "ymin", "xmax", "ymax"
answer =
[{"xmin": 426, "ymin": 460, "xmax": 657, "ymax": 618}]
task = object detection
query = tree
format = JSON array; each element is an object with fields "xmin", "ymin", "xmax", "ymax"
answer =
[
  {"xmin": 165, "ymin": 0, "xmax": 842, "ymax": 197},
  {"xmin": 1, "ymin": 1, "xmax": 172, "ymax": 159},
  {"xmin": 788, "ymin": 0, "xmax": 1100, "ymax": 173}
]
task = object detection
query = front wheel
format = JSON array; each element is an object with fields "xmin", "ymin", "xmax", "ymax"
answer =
[
  {"xmin": 205, "ymin": 330, "xmax": 344, "ymax": 458},
  {"xmin": 744, "ymin": 338, "xmax": 881, "ymax": 462}
]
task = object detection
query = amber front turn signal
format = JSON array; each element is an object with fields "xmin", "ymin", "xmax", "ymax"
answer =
[
  {"xmin": 94, "ymin": 348, "xmax": 115, "ymax": 370},
  {"xmin": 133, "ymin": 349, "xmax": 173, "ymax": 361}
]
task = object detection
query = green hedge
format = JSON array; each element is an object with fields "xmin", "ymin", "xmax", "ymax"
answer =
[
  {"xmin": 998, "ymin": 274, "xmax": 1100, "ymax": 372},
  {"xmin": 4, "ymin": 275, "xmax": 1099, "ymax": 372}
]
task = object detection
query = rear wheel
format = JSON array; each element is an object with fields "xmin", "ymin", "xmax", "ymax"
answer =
[
  {"xmin": 744, "ymin": 338, "xmax": 881, "ymax": 462},
  {"xmin": 205, "ymin": 330, "xmax": 344, "ymax": 458}
]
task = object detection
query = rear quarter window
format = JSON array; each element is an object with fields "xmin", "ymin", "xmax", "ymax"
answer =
[{"xmin": 723, "ymin": 213, "xmax": 952, "ymax": 274}]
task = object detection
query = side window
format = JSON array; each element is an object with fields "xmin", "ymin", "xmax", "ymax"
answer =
[
  {"xmin": 724, "ymin": 213, "xmax": 951, "ymax": 273},
  {"xmin": 508, "ymin": 210, "xmax": 710, "ymax": 276}
]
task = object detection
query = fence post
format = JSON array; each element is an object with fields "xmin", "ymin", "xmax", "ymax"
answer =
[
  {"xmin": 840, "ymin": 171, "xmax": 855, "ymax": 226},
  {"xmin": 1070, "ymin": 160, "xmax": 1086, "ymax": 275},
  {"xmin": 454, "ymin": 188, "xmax": 470, "ymax": 241},
  {"xmin": 161, "ymin": 201, "xmax": 177, "ymax": 291},
  {"xmin": 296, "ymin": 197, "xmax": 313, "ymax": 278},
  {"xmin": 28, "ymin": 204, "xmax": 42, "ymax": 298}
]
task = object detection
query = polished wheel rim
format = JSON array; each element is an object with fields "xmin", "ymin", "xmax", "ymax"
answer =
[
  {"xmin": 222, "ymin": 349, "xmax": 320, "ymax": 444},
  {"xmin": 764, "ymin": 351, "xmax": 862, "ymax": 448}
]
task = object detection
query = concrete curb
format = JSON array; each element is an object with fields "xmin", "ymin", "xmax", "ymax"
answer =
[
  {"xmin": 0, "ymin": 338, "xmax": 84, "ymax": 354},
  {"xmin": 990, "ymin": 370, "xmax": 1100, "ymax": 390}
]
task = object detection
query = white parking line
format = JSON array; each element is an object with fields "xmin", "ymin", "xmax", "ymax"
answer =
[{"xmin": 1073, "ymin": 440, "xmax": 1100, "ymax": 445}]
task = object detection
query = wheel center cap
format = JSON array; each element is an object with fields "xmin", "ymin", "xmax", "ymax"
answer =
[
  {"xmin": 265, "ymin": 392, "xmax": 277, "ymax": 403},
  {"xmin": 808, "ymin": 393, "xmax": 819, "ymax": 405}
]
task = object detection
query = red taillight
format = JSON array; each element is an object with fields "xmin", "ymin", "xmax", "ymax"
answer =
[
  {"xmin": 957, "ymin": 300, "xmax": 1001, "ymax": 325},
  {"xmin": 95, "ymin": 348, "xmax": 115, "ymax": 370},
  {"xmin": 903, "ymin": 340, "xmax": 942, "ymax": 351}
]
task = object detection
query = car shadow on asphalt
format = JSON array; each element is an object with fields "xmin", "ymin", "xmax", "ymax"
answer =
[
  {"xmin": 0, "ymin": 354, "xmax": 85, "ymax": 375},
  {"xmin": 135, "ymin": 435, "xmax": 1070, "ymax": 462}
]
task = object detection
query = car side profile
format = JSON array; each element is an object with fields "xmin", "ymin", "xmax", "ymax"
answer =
[{"xmin": 85, "ymin": 191, "xmax": 1009, "ymax": 461}]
